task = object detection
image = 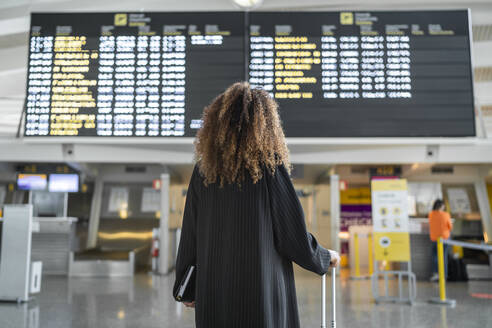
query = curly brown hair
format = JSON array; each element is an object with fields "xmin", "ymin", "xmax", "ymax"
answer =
[{"xmin": 195, "ymin": 82, "xmax": 290, "ymax": 186}]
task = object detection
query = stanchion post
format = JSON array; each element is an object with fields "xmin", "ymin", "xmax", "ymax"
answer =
[
  {"xmin": 437, "ymin": 237, "xmax": 446, "ymax": 301},
  {"xmin": 354, "ymin": 233, "xmax": 360, "ymax": 278},
  {"xmin": 368, "ymin": 233, "xmax": 374, "ymax": 276},
  {"xmin": 429, "ymin": 238, "xmax": 456, "ymax": 306}
]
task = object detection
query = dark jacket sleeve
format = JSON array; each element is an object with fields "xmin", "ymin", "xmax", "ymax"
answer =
[
  {"xmin": 173, "ymin": 166, "xmax": 199, "ymax": 300},
  {"xmin": 266, "ymin": 165, "xmax": 331, "ymax": 275}
]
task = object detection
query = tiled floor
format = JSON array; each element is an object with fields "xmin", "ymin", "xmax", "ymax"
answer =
[{"xmin": 1, "ymin": 269, "xmax": 491, "ymax": 328}]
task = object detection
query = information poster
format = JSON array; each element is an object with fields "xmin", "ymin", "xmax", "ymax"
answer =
[
  {"xmin": 141, "ymin": 187, "xmax": 160, "ymax": 212},
  {"xmin": 108, "ymin": 186, "xmax": 129, "ymax": 212},
  {"xmin": 407, "ymin": 182, "xmax": 443, "ymax": 216},
  {"xmin": 447, "ymin": 188, "xmax": 471, "ymax": 214},
  {"xmin": 371, "ymin": 179, "xmax": 410, "ymax": 262}
]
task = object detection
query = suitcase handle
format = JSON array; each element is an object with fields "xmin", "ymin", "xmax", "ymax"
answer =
[{"xmin": 321, "ymin": 267, "xmax": 336, "ymax": 328}]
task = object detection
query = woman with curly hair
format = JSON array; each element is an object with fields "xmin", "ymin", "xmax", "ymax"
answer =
[{"xmin": 173, "ymin": 82, "xmax": 339, "ymax": 328}]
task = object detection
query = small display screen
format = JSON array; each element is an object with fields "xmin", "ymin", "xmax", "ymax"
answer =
[
  {"xmin": 17, "ymin": 174, "xmax": 48, "ymax": 190},
  {"xmin": 48, "ymin": 174, "xmax": 79, "ymax": 192}
]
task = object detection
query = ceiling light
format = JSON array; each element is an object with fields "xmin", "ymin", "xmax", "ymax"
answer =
[{"xmin": 232, "ymin": 0, "xmax": 264, "ymax": 9}]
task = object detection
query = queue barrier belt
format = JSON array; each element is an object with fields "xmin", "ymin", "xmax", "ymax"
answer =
[{"xmin": 441, "ymin": 239, "xmax": 492, "ymax": 252}]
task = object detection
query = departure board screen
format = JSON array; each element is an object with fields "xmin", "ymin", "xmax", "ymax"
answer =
[
  {"xmin": 248, "ymin": 10, "xmax": 474, "ymax": 137},
  {"xmin": 24, "ymin": 10, "xmax": 474, "ymax": 138},
  {"xmin": 25, "ymin": 12, "xmax": 244, "ymax": 137}
]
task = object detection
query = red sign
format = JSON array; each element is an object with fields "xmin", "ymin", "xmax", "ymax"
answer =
[{"xmin": 153, "ymin": 179, "xmax": 161, "ymax": 190}]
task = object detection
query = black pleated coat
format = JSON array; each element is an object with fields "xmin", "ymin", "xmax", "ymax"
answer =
[{"xmin": 173, "ymin": 165, "xmax": 331, "ymax": 328}]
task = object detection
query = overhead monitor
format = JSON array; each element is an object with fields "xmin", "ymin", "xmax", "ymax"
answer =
[
  {"xmin": 48, "ymin": 174, "xmax": 79, "ymax": 192},
  {"xmin": 24, "ymin": 10, "xmax": 474, "ymax": 138},
  {"xmin": 25, "ymin": 12, "xmax": 245, "ymax": 137},
  {"xmin": 17, "ymin": 174, "xmax": 48, "ymax": 191},
  {"xmin": 248, "ymin": 10, "xmax": 474, "ymax": 137}
]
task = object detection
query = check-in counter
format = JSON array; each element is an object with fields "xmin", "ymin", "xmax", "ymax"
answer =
[
  {"xmin": 31, "ymin": 217, "xmax": 78, "ymax": 275},
  {"xmin": 409, "ymin": 218, "xmax": 433, "ymax": 280}
]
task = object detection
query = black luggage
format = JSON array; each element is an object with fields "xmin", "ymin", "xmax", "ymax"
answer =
[{"xmin": 447, "ymin": 255, "xmax": 468, "ymax": 282}]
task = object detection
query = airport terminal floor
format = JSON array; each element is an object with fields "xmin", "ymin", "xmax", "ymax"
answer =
[{"xmin": 1, "ymin": 269, "xmax": 492, "ymax": 328}]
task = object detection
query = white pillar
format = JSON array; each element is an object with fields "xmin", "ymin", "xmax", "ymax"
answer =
[
  {"xmin": 475, "ymin": 97, "xmax": 488, "ymax": 139},
  {"xmin": 475, "ymin": 180, "xmax": 492, "ymax": 243},
  {"xmin": 158, "ymin": 173, "xmax": 170, "ymax": 274},
  {"xmin": 330, "ymin": 174, "xmax": 340, "ymax": 252},
  {"xmin": 87, "ymin": 178, "xmax": 103, "ymax": 249}
]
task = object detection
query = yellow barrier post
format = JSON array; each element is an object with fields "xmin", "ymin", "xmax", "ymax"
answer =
[
  {"xmin": 355, "ymin": 233, "xmax": 360, "ymax": 277},
  {"xmin": 354, "ymin": 233, "xmax": 360, "ymax": 277},
  {"xmin": 437, "ymin": 237, "xmax": 446, "ymax": 301},
  {"xmin": 429, "ymin": 238, "xmax": 456, "ymax": 306},
  {"xmin": 350, "ymin": 233, "xmax": 364, "ymax": 279},
  {"xmin": 368, "ymin": 233, "xmax": 374, "ymax": 276}
]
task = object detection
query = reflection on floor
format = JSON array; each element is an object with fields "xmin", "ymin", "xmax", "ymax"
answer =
[{"xmin": 1, "ymin": 268, "xmax": 491, "ymax": 328}]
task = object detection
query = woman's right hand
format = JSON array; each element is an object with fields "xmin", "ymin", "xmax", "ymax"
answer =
[{"xmin": 328, "ymin": 250, "xmax": 340, "ymax": 268}]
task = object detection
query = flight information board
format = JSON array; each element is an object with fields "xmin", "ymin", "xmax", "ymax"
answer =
[
  {"xmin": 24, "ymin": 10, "xmax": 474, "ymax": 138},
  {"xmin": 248, "ymin": 11, "xmax": 474, "ymax": 137},
  {"xmin": 25, "ymin": 12, "xmax": 245, "ymax": 137}
]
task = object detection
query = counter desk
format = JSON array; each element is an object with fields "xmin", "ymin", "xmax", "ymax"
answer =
[
  {"xmin": 409, "ymin": 219, "xmax": 433, "ymax": 280},
  {"xmin": 31, "ymin": 217, "xmax": 78, "ymax": 275}
]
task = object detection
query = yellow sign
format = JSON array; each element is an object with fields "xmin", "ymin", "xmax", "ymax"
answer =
[
  {"xmin": 371, "ymin": 179, "xmax": 410, "ymax": 262},
  {"xmin": 374, "ymin": 232, "xmax": 410, "ymax": 262},
  {"xmin": 114, "ymin": 14, "xmax": 128, "ymax": 26},
  {"xmin": 340, "ymin": 187, "xmax": 371, "ymax": 205},
  {"xmin": 340, "ymin": 12, "xmax": 354, "ymax": 25}
]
